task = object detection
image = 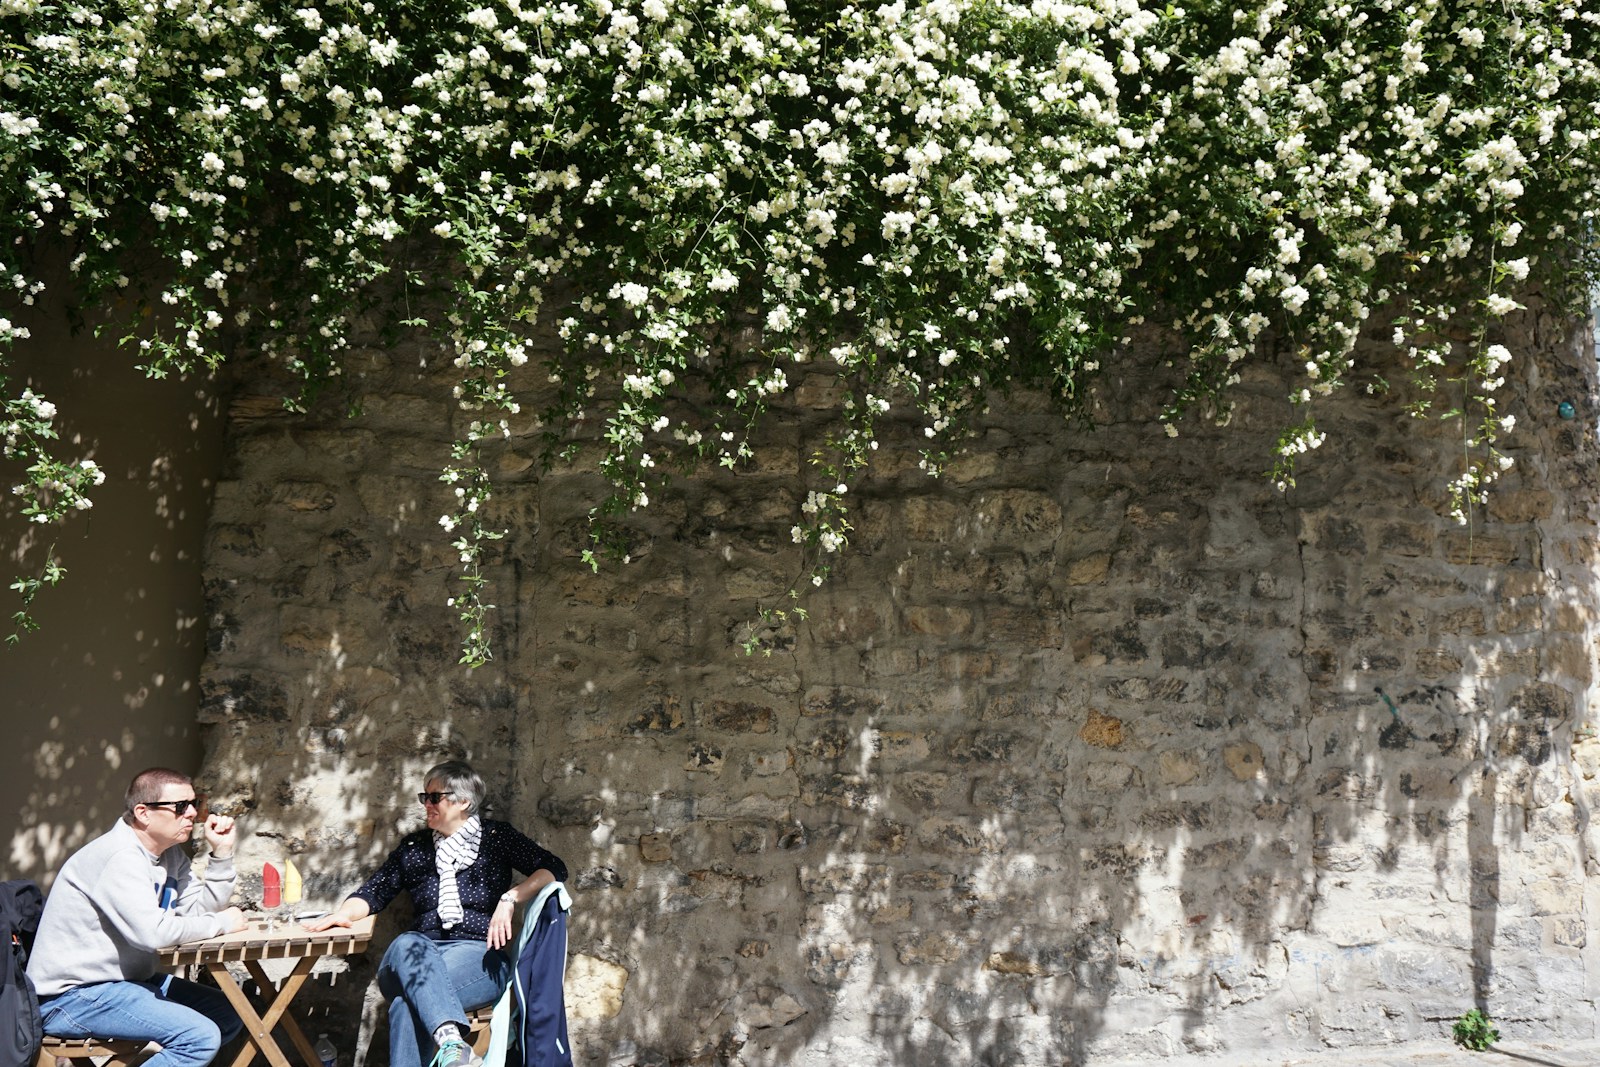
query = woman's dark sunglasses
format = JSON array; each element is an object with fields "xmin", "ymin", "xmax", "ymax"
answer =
[{"xmin": 417, "ymin": 791, "xmax": 455, "ymax": 805}]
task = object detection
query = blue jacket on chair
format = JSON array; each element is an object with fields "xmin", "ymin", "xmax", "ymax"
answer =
[{"xmin": 484, "ymin": 882, "xmax": 573, "ymax": 1067}]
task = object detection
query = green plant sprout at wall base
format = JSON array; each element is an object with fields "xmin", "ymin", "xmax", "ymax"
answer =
[{"xmin": 1453, "ymin": 1009, "xmax": 1500, "ymax": 1052}]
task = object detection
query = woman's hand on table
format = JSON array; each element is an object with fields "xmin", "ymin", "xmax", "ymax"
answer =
[
  {"xmin": 219, "ymin": 906, "xmax": 248, "ymax": 933},
  {"xmin": 301, "ymin": 899, "xmax": 367, "ymax": 932}
]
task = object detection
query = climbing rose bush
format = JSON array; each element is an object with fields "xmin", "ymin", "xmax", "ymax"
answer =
[{"xmin": 2, "ymin": 0, "xmax": 1598, "ymax": 661}]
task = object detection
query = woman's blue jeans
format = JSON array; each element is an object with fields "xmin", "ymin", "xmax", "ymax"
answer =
[
  {"xmin": 40, "ymin": 975, "xmax": 242, "ymax": 1067},
  {"xmin": 377, "ymin": 932, "xmax": 510, "ymax": 1067}
]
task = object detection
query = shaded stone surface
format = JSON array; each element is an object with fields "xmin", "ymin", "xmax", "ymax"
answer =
[{"xmin": 196, "ymin": 309, "xmax": 1600, "ymax": 1065}]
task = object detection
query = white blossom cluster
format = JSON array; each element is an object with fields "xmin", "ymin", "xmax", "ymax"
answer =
[
  {"xmin": 2, "ymin": 385, "xmax": 105, "ymax": 557},
  {"xmin": 2, "ymin": 0, "xmax": 1598, "ymax": 657}
]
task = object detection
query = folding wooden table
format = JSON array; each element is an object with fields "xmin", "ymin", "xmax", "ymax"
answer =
[{"xmin": 160, "ymin": 917, "xmax": 374, "ymax": 1067}]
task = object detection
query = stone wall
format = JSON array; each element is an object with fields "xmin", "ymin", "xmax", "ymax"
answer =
[{"xmin": 196, "ymin": 301, "xmax": 1600, "ymax": 1066}]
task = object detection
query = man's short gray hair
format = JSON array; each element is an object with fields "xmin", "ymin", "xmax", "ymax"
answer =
[
  {"xmin": 424, "ymin": 760, "xmax": 486, "ymax": 816},
  {"xmin": 123, "ymin": 767, "xmax": 193, "ymax": 824}
]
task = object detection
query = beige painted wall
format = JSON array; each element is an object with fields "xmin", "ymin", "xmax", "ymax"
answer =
[{"xmin": 0, "ymin": 298, "xmax": 226, "ymax": 886}]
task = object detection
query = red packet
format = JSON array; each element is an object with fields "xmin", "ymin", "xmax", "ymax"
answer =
[{"xmin": 262, "ymin": 862, "xmax": 282, "ymax": 908}]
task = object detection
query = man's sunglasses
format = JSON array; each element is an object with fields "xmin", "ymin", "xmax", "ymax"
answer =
[
  {"xmin": 145, "ymin": 798, "xmax": 199, "ymax": 814},
  {"xmin": 417, "ymin": 791, "xmax": 456, "ymax": 805}
]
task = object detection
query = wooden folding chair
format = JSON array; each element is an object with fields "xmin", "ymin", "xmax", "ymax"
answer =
[{"xmin": 36, "ymin": 1035, "xmax": 153, "ymax": 1067}]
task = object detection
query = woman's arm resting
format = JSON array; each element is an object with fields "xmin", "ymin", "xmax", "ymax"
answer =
[
  {"xmin": 486, "ymin": 870, "xmax": 556, "ymax": 949},
  {"xmin": 301, "ymin": 895, "xmax": 371, "ymax": 931}
]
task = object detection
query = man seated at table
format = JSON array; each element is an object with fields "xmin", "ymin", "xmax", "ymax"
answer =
[{"xmin": 27, "ymin": 767, "xmax": 249, "ymax": 1067}]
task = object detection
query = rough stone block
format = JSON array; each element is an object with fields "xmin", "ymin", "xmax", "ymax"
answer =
[
  {"xmin": 743, "ymin": 749, "xmax": 793, "ymax": 779},
  {"xmin": 695, "ymin": 698, "xmax": 777, "ymax": 733},
  {"xmin": 971, "ymin": 775, "xmax": 1041, "ymax": 814},
  {"xmin": 1472, "ymin": 646, "xmax": 1536, "ymax": 681},
  {"xmin": 354, "ymin": 393, "xmax": 442, "ymax": 427},
  {"xmin": 1495, "ymin": 599, "xmax": 1542, "ymax": 634},
  {"xmin": 861, "ymin": 647, "xmax": 923, "ymax": 676},
  {"xmin": 945, "ymin": 731, "xmax": 1025, "ymax": 764},
  {"xmin": 898, "ymin": 868, "xmax": 956, "ymax": 892},
  {"xmin": 800, "ymin": 773, "xmax": 878, "ymax": 810},
  {"xmin": 1489, "ymin": 488, "xmax": 1554, "ymax": 523},
  {"xmin": 684, "ymin": 743, "xmax": 724, "ymax": 774},
  {"xmin": 538, "ymin": 793, "xmax": 605, "ymax": 827},
  {"xmin": 1528, "ymin": 878, "xmax": 1582, "ymax": 916},
  {"xmin": 971, "ymin": 490, "xmax": 1063, "ymax": 547},
  {"xmin": 1378, "ymin": 521, "xmax": 1435, "ymax": 556},
  {"xmin": 1442, "ymin": 533, "xmax": 1527, "ymax": 565},
  {"xmin": 723, "ymin": 565, "xmax": 788, "ymax": 599},
  {"xmin": 1415, "ymin": 647, "xmax": 1463, "ymax": 676},
  {"xmin": 1079, "ymin": 708, "xmax": 1125, "ymax": 748},
  {"xmin": 198, "ymin": 672, "xmax": 290, "ymax": 723},
  {"xmin": 1158, "ymin": 750, "xmax": 1203, "ymax": 786},
  {"xmin": 900, "ymin": 497, "xmax": 965, "ymax": 542},
  {"xmin": 209, "ymin": 523, "xmax": 265, "ymax": 558},
  {"xmin": 980, "ymin": 691, "xmax": 1060, "ymax": 720},
  {"xmin": 639, "ymin": 833, "xmax": 673, "ymax": 863},
  {"xmin": 271, "ymin": 480, "xmax": 337, "ymax": 511},
  {"xmin": 801, "ymin": 686, "xmax": 887, "ymax": 718},
  {"xmin": 1065, "ymin": 553, "xmax": 1112, "ymax": 585},
  {"xmin": 567, "ymin": 954, "xmax": 629, "ymax": 1021},
  {"xmin": 986, "ymin": 605, "xmax": 1063, "ymax": 646},
  {"xmin": 626, "ymin": 696, "xmax": 684, "ymax": 734},
  {"xmin": 1547, "ymin": 915, "xmax": 1586, "ymax": 948},
  {"xmin": 869, "ymin": 902, "xmax": 911, "ymax": 924},
  {"xmin": 804, "ymin": 942, "xmax": 861, "ymax": 987},
  {"xmin": 902, "ymin": 604, "xmax": 973, "ymax": 636},
  {"xmin": 917, "ymin": 818, "xmax": 1001, "ymax": 855},
  {"xmin": 1223, "ymin": 741, "xmax": 1265, "ymax": 781},
  {"xmin": 794, "ymin": 375, "xmax": 845, "ymax": 408},
  {"xmin": 894, "ymin": 773, "xmax": 949, "ymax": 808},
  {"xmin": 868, "ymin": 729, "xmax": 930, "ymax": 762},
  {"xmin": 1548, "ymin": 602, "xmax": 1591, "ymax": 633},
  {"xmin": 797, "ymin": 863, "xmax": 889, "ymax": 895},
  {"xmin": 895, "ymin": 931, "xmax": 967, "ymax": 966},
  {"xmin": 1437, "ymin": 606, "xmax": 1488, "ymax": 636},
  {"xmin": 1091, "ymin": 622, "xmax": 1148, "ymax": 664},
  {"xmin": 933, "ymin": 649, "xmax": 1001, "ymax": 680},
  {"xmin": 1084, "ymin": 762, "xmax": 1137, "ymax": 792}
]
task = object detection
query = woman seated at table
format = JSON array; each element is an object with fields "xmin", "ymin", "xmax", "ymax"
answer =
[{"xmin": 305, "ymin": 760, "xmax": 567, "ymax": 1067}]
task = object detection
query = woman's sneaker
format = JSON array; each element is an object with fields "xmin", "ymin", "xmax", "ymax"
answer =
[{"xmin": 428, "ymin": 1038, "xmax": 482, "ymax": 1067}]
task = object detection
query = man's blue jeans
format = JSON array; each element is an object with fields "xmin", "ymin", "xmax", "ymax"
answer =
[
  {"xmin": 378, "ymin": 932, "xmax": 510, "ymax": 1067},
  {"xmin": 40, "ymin": 975, "xmax": 242, "ymax": 1067}
]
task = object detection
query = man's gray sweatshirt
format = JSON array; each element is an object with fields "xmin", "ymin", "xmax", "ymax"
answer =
[{"xmin": 27, "ymin": 819, "xmax": 236, "ymax": 997}]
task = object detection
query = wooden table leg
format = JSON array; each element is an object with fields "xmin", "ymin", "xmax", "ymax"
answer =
[
  {"xmin": 205, "ymin": 962, "xmax": 296, "ymax": 1067},
  {"xmin": 244, "ymin": 959, "xmax": 323, "ymax": 1067},
  {"xmin": 209, "ymin": 958, "xmax": 326, "ymax": 1067}
]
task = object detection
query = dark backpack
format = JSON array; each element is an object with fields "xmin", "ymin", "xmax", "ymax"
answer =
[{"xmin": 0, "ymin": 880, "xmax": 43, "ymax": 1067}]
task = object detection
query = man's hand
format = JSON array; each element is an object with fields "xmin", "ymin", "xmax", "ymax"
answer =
[
  {"xmin": 203, "ymin": 813, "xmax": 236, "ymax": 859},
  {"xmin": 218, "ymin": 906, "xmax": 247, "ymax": 933}
]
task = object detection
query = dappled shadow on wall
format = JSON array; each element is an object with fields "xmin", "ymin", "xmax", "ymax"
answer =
[
  {"xmin": 187, "ymin": 309, "xmax": 1600, "ymax": 1064},
  {"xmin": 1, "ymin": 313, "xmax": 226, "ymax": 884},
  {"xmin": 531, "ymin": 616, "xmax": 1593, "ymax": 1066}
]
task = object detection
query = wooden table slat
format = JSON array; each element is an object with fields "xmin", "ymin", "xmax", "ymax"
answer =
[
  {"xmin": 153, "ymin": 916, "xmax": 374, "ymax": 1067},
  {"xmin": 160, "ymin": 917, "xmax": 374, "ymax": 963}
]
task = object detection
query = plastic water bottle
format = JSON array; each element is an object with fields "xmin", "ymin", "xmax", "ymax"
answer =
[{"xmin": 314, "ymin": 1033, "xmax": 337, "ymax": 1067}]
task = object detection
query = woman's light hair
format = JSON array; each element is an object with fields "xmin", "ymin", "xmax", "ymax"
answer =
[{"xmin": 424, "ymin": 760, "xmax": 486, "ymax": 816}]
